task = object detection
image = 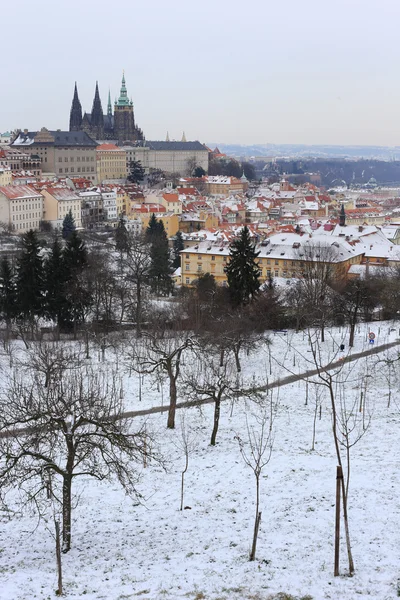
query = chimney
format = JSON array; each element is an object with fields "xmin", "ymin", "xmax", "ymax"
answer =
[{"xmin": 358, "ymin": 225, "xmax": 363, "ymax": 232}]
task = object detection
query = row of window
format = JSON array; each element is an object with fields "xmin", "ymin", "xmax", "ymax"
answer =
[
  {"xmin": 58, "ymin": 167, "xmax": 95, "ymax": 174},
  {"xmin": 58, "ymin": 156, "xmax": 95, "ymax": 162}
]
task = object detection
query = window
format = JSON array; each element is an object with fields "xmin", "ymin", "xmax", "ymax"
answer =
[
  {"xmin": 275, "ymin": 270, "xmax": 279, "ymax": 277},
  {"xmin": 59, "ymin": 168, "xmax": 63, "ymax": 173},
  {"xmin": 267, "ymin": 259, "xmax": 270, "ymax": 264},
  {"xmin": 58, "ymin": 157, "xmax": 62, "ymax": 162},
  {"xmin": 64, "ymin": 157, "xmax": 68, "ymax": 162},
  {"xmin": 185, "ymin": 278, "xmax": 190, "ymax": 284},
  {"xmin": 197, "ymin": 265, "xmax": 202, "ymax": 272},
  {"xmin": 275, "ymin": 260, "xmax": 279, "ymax": 266},
  {"xmin": 211, "ymin": 256, "xmax": 215, "ymax": 261},
  {"xmin": 267, "ymin": 270, "xmax": 271, "ymax": 277}
]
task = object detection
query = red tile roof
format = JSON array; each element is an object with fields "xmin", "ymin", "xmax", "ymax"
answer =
[{"xmin": 0, "ymin": 185, "xmax": 43, "ymax": 199}]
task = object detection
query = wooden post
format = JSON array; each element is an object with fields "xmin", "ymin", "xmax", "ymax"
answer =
[
  {"xmin": 55, "ymin": 519, "xmax": 63, "ymax": 596},
  {"xmin": 334, "ymin": 465, "xmax": 343, "ymax": 577}
]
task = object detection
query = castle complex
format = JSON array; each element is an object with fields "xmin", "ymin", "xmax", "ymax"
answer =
[{"xmin": 69, "ymin": 74, "xmax": 144, "ymax": 143}]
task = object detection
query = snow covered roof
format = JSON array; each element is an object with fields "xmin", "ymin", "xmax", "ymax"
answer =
[{"xmin": 0, "ymin": 185, "xmax": 43, "ymax": 200}]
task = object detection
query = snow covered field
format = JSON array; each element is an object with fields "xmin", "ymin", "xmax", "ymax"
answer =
[{"xmin": 1, "ymin": 323, "xmax": 400, "ymax": 600}]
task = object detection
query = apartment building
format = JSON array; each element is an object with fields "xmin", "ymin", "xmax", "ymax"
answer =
[
  {"xmin": 0, "ymin": 185, "xmax": 44, "ymax": 233},
  {"xmin": 96, "ymin": 144, "xmax": 127, "ymax": 183},
  {"xmin": 41, "ymin": 187, "xmax": 82, "ymax": 229}
]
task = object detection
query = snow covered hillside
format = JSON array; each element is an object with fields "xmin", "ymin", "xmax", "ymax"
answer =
[{"xmin": 0, "ymin": 323, "xmax": 399, "ymax": 600}]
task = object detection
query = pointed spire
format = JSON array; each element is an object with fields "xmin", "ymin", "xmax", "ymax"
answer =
[
  {"xmin": 181, "ymin": 131, "xmax": 187, "ymax": 142},
  {"xmin": 116, "ymin": 71, "xmax": 130, "ymax": 106},
  {"xmin": 166, "ymin": 131, "xmax": 170, "ymax": 142},
  {"xmin": 107, "ymin": 89, "xmax": 112, "ymax": 117},
  {"xmin": 91, "ymin": 81, "xmax": 104, "ymax": 130},
  {"xmin": 69, "ymin": 82, "xmax": 82, "ymax": 131}
]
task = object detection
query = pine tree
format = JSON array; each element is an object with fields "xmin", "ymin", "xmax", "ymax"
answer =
[
  {"xmin": 63, "ymin": 231, "xmax": 91, "ymax": 332},
  {"xmin": 127, "ymin": 160, "xmax": 145, "ymax": 183},
  {"xmin": 16, "ymin": 230, "xmax": 44, "ymax": 322},
  {"xmin": 146, "ymin": 213, "xmax": 159, "ymax": 242},
  {"xmin": 115, "ymin": 216, "xmax": 130, "ymax": 253},
  {"xmin": 44, "ymin": 236, "xmax": 68, "ymax": 327},
  {"xmin": 0, "ymin": 257, "xmax": 16, "ymax": 328},
  {"xmin": 225, "ymin": 226, "xmax": 260, "ymax": 306},
  {"xmin": 148, "ymin": 220, "xmax": 173, "ymax": 296},
  {"xmin": 62, "ymin": 209, "xmax": 76, "ymax": 240},
  {"xmin": 172, "ymin": 230, "xmax": 184, "ymax": 269}
]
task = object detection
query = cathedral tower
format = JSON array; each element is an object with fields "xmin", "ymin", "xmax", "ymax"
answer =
[
  {"xmin": 114, "ymin": 73, "xmax": 139, "ymax": 143},
  {"xmin": 69, "ymin": 82, "xmax": 82, "ymax": 131}
]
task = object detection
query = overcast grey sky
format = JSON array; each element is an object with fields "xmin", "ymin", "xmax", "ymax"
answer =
[{"xmin": 2, "ymin": 0, "xmax": 400, "ymax": 146}]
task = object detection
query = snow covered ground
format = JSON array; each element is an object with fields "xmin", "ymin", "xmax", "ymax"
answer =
[{"xmin": 0, "ymin": 322, "xmax": 400, "ymax": 600}]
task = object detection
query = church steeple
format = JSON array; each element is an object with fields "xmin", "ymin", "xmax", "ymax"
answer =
[
  {"xmin": 339, "ymin": 204, "xmax": 346, "ymax": 227},
  {"xmin": 181, "ymin": 131, "xmax": 187, "ymax": 142},
  {"xmin": 69, "ymin": 82, "xmax": 82, "ymax": 131},
  {"xmin": 91, "ymin": 81, "xmax": 104, "ymax": 137}
]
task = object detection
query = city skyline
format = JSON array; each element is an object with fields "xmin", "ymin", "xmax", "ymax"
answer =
[{"xmin": 2, "ymin": 0, "xmax": 400, "ymax": 146}]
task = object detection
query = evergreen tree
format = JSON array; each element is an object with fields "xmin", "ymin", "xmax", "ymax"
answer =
[
  {"xmin": 16, "ymin": 230, "xmax": 44, "ymax": 322},
  {"xmin": 62, "ymin": 209, "xmax": 76, "ymax": 240},
  {"xmin": 146, "ymin": 213, "xmax": 160, "ymax": 242},
  {"xmin": 194, "ymin": 166, "xmax": 206, "ymax": 177},
  {"xmin": 225, "ymin": 226, "xmax": 260, "ymax": 306},
  {"xmin": 115, "ymin": 216, "xmax": 130, "ymax": 253},
  {"xmin": 127, "ymin": 160, "xmax": 145, "ymax": 183},
  {"xmin": 44, "ymin": 236, "xmax": 68, "ymax": 327},
  {"xmin": 63, "ymin": 231, "xmax": 91, "ymax": 332},
  {"xmin": 0, "ymin": 257, "xmax": 16, "ymax": 328},
  {"xmin": 148, "ymin": 220, "xmax": 173, "ymax": 296},
  {"xmin": 172, "ymin": 230, "xmax": 184, "ymax": 269}
]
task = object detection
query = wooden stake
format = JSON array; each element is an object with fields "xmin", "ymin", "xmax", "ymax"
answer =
[{"xmin": 334, "ymin": 465, "xmax": 343, "ymax": 577}]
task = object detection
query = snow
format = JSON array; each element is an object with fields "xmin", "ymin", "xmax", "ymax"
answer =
[{"xmin": 0, "ymin": 323, "xmax": 400, "ymax": 599}]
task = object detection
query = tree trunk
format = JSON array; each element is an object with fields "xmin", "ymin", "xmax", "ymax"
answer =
[
  {"xmin": 136, "ymin": 281, "xmax": 142, "ymax": 338},
  {"xmin": 233, "ymin": 345, "xmax": 241, "ymax": 372},
  {"xmin": 180, "ymin": 452, "xmax": 189, "ymax": 511},
  {"xmin": 55, "ymin": 519, "xmax": 63, "ymax": 595},
  {"xmin": 349, "ymin": 321, "xmax": 355, "ymax": 348},
  {"xmin": 167, "ymin": 367, "xmax": 177, "ymax": 429},
  {"xmin": 210, "ymin": 397, "xmax": 221, "ymax": 446},
  {"xmin": 219, "ymin": 347, "xmax": 224, "ymax": 368},
  {"xmin": 321, "ymin": 320, "xmax": 325, "ymax": 343},
  {"xmin": 62, "ymin": 474, "xmax": 72, "ymax": 553}
]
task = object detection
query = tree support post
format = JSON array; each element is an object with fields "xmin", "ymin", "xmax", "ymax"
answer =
[{"xmin": 334, "ymin": 465, "xmax": 343, "ymax": 576}]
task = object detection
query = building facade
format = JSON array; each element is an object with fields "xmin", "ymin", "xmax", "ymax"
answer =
[
  {"xmin": 11, "ymin": 129, "xmax": 98, "ymax": 183},
  {"xmin": 0, "ymin": 185, "xmax": 44, "ymax": 233},
  {"xmin": 41, "ymin": 187, "xmax": 82, "ymax": 229},
  {"xmin": 123, "ymin": 141, "xmax": 209, "ymax": 176},
  {"xmin": 96, "ymin": 144, "xmax": 127, "ymax": 183}
]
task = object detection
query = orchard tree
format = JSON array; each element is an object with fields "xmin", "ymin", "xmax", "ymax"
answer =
[
  {"xmin": 0, "ymin": 348, "xmax": 156, "ymax": 553},
  {"xmin": 225, "ymin": 226, "xmax": 260, "ymax": 306}
]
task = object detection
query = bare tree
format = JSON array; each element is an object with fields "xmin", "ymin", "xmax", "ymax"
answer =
[
  {"xmin": 0, "ymin": 349, "xmax": 156, "ymax": 553},
  {"xmin": 307, "ymin": 331, "xmax": 372, "ymax": 575},
  {"xmin": 185, "ymin": 350, "xmax": 243, "ymax": 445},
  {"xmin": 127, "ymin": 329, "xmax": 195, "ymax": 429},
  {"xmin": 122, "ymin": 233, "xmax": 151, "ymax": 337},
  {"xmin": 176, "ymin": 412, "xmax": 198, "ymax": 511},
  {"xmin": 235, "ymin": 394, "xmax": 277, "ymax": 561}
]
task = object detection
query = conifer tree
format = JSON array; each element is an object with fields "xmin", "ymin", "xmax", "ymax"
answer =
[
  {"xmin": 225, "ymin": 226, "xmax": 260, "ymax": 306},
  {"xmin": 63, "ymin": 231, "xmax": 91, "ymax": 332},
  {"xmin": 44, "ymin": 236, "xmax": 68, "ymax": 327},
  {"xmin": 148, "ymin": 220, "xmax": 173, "ymax": 296},
  {"xmin": 172, "ymin": 230, "xmax": 184, "ymax": 269},
  {"xmin": 146, "ymin": 213, "xmax": 160, "ymax": 242},
  {"xmin": 62, "ymin": 209, "xmax": 76, "ymax": 240},
  {"xmin": 16, "ymin": 230, "xmax": 44, "ymax": 322},
  {"xmin": 115, "ymin": 216, "xmax": 130, "ymax": 253},
  {"xmin": 0, "ymin": 257, "xmax": 16, "ymax": 329}
]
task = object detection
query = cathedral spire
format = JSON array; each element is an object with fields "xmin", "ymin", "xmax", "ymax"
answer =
[
  {"xmin": 166, "ymin": 131, "xmax": 170, "ymax": 142},
  {"xmin": 107, "ymin": 89, "xmax": 112, "ymax": 117},
  {"xmin": 181, "ymin": 131, "xmax": 187, "ymax": 142},
  {"xmin": 69, "ymin": 82, "xmax": 82, "ymax": 131},
  {"xmin": 116, "ymin": 71, "xmax": 130, "ymax": 106},
  {"xmin": 91, "ymin": 81, "xmax": 104, "ymax": 136}
]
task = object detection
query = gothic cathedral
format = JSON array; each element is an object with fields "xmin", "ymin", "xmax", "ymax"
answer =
[{"xmin": 69, "ymin": 74, "xmax": 144, "ymax": 143}]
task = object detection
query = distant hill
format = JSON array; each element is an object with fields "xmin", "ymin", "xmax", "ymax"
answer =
[{"xmin": 207, "ymin": 143, "xmax": 400, "ymax": 161}]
